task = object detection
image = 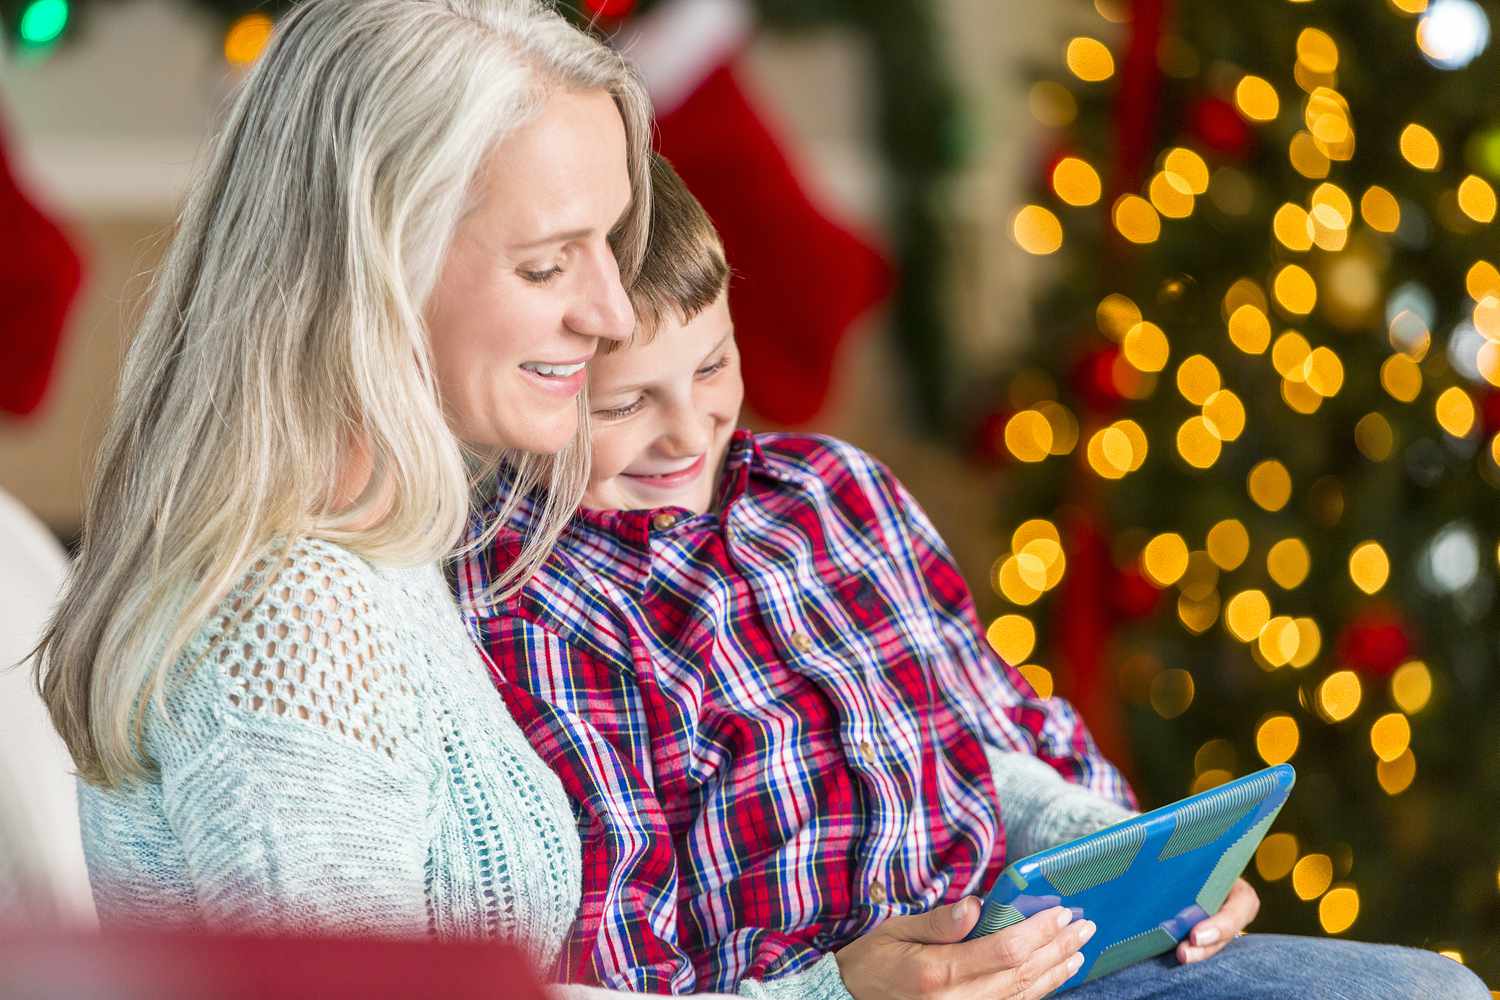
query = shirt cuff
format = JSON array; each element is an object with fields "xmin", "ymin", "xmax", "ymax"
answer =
[{"xmin": 737, "ymin": 953, "xmax": 854, "ymax": 1000}]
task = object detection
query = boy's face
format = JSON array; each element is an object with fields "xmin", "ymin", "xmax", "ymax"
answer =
[{"xmin": 583, "ymin": 292, "xmax": 742, "ymax": 514}]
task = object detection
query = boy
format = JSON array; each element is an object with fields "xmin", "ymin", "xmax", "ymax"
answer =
[{"xmin": 459, "ymin": 157, "xmax": 1136, "ymax": 995}]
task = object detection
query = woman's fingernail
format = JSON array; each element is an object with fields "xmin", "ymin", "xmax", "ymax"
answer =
[
  {"xmin": 955, "ymin": 898, "xmax": 976, "ymax": 924},
  {"xmin": 1194, "ymin": 927, "xmax": 1221, "ymax": 947},
  {"xmin": 1078, "ymin": 920, "xmax": 1097, "ymax": 944},
  {"xmin": 1066, "ymin": 952, "xmax": 1085, "ymax": 973},
  {"xmin": 1055, "ymin": 908, "xmax": 1073, "ymax": 930}
]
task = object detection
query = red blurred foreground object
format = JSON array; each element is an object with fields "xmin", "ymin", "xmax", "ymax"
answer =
[{"xmin": 0, "ymin": 927, "xmax": 550, "ymax": 1000}]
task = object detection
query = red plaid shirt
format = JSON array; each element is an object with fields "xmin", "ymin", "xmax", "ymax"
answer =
[{"xmin": 458, "ymin": 432, "xmax": 1131, "ymax": 994}]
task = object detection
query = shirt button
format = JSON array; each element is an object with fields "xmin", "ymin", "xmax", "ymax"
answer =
[
  {"xmin": 859, "ymin": 740, "xmax": 876, "ymax": 764},
  {"xmin": 790, "ymin": 632, "xmax": 814, "ymax": 653},
  {"xmin": 651, "ymin": 512, "xmax": 677, "ymax": 531},
  {"xmin": 868, "ymin": 881, "xmax": 887, "ymax": 905}
]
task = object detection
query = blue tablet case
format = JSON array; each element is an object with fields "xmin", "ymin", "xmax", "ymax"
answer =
[{"xmin": 969, "ymin": 764, "xmax": 1295, "ymax": 992}]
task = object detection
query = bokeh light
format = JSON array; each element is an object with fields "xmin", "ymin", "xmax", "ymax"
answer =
[
  {"xmin": 224, "ymin": 12, "xmax": 274, "ymax": 65},
  {"xmin": 1249, "ymin": 460, "xmax": 1293, "ymax": 512},
  {"xmin": 1053, "ymin": 157, "xmax": 1103, "ymax": 207},
  {"xmin": 1256, "ymin": 832, "xmax": 1299, "ymax": 881},
  {"xmin": 1377, "ymin": 748, "xmax": 1418, "ymax": 795},
  {"xmin": 1370, "ymin": 712, "xmax": 1412, "ymax": 762},
  {"xmin": 1319, "ymin": 885, "xmax": 1360, "ymax": 934},
  {"xmin": 1114, "ymin": 195, "xmax": 1163, "ymax": 243},
  {"xmin": 986, "ymin": 614, "xmax": 1037, "ymax": 665},
  {"xmin": 1317, "ymin": 670, "xmax": 1363, "ymax": 722},
  {"xmin": 1292, "ymin": 853, "xmax": 1334, "ymax": 900},
  {"xmin": 1067, "ymin": 36, "xmax": 1116, "ymax": 81},
  {"xmin": 1226, "ymin": 589, "xmax": 1272, "ymax": 642},
  {"xmin": 1236, "ymin": 74, "xmax": 1281, "ymax": 122},
  {"xmin": 1256, "ymin": 713, "xmax": 1301, "ymax": 764},
  {"xmin": 1207, "ymin": 519, "xmax": 1251, "ymax": 571},
  {"xmin": 1267, "ymin": 538, "xmax": 1311, "ymax": 589},
  {"xmin": 1142, "ymin": 532, "xmax": 1191, "ymax": 587},
  {"xmin": 1348, "ymin": 541, "xmax": 1391, "ymax": 594},
  {"xmin": 1013, "ymin": 205, "xmax": 1064, "ymax": 255},
  {"xmin": 1391, "ymin": 660, "xmax": 1434, "ymax": 714},
  {"xmin": 1400, "ymin": 123, "xmax": 1443, "ymax": 169}
]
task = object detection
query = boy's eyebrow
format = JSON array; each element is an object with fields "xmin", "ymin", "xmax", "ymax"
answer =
[{"xmin": 593, "ymin": 328, "xmax": 735, "ymax": 398}]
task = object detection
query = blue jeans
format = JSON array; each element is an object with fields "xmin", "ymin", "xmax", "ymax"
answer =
[{"xmin": 1064, "ymin": 933, "xmax": 1491, "ymax": 999}]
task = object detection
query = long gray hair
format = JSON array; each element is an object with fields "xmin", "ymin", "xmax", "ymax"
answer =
[{"xmin": 35, "ymin": 0, "xmax": 653, "ymax": 786}]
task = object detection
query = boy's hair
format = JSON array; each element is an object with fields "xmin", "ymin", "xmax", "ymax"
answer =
[{"xmin": 609, "ymin": 153, "xmax": 729, "ymax": 352}]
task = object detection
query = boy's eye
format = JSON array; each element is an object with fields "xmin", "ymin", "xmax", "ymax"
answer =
[
  {"xmin": 593, "ymin": 396, "xmax": 644, "ymax": 420},
  {"xmin": 519, "ymin": 266, "xmax": 564, "ymax": 285}
]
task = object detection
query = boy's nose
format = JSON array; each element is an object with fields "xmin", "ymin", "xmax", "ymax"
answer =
[{"xmin": 662, "ymin": 413, "xmax": 712, "ymax": 457}]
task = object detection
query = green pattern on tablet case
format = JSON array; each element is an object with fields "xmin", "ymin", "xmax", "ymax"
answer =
[{"xmin": 968, "ymin": 764, "xmax": 1295, "ymax": 994}]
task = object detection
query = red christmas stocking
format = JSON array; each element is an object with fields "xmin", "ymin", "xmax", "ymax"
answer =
[
  {"xmin": 624, "ymin": 0, "xmax": 893, "ymax": 426},
  {"xmin": 0, "ymin": 116, "xmax": 83, "ymax": 417}
]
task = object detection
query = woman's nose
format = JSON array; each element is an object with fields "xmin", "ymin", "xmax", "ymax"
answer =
[{"xmin": 565, "ymin": 246, "xmax": 633, "ymax": 343}]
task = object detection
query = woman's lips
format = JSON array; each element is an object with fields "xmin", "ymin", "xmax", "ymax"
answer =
[
  {"xmin": 519, "ymin": 363, "xmax": 587, "ymax": 397},
  {"xmin": 622, "ymin": 453, "xmax": 706, "ymax": 489}
]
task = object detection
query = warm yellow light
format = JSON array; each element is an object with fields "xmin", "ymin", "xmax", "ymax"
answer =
[
  {"xmin": 1296, "ymin": 28, "xmax": 1340, "ymax": 74},
  {"xmin": 1236, "ymin": 74, "xmax": 1280, "ymax": 122},
  {"xmin": 1013, "ymin": 205, "xmax": 1064, "ymax": 255},
  {"xmin": 1207, "ymin": 520, "xmax": 1250, "ymax": 571},
  {"xmin": 1317, "ymin": 670, "xmax": 1363, "ymax": 722},
  {"xmin": 1348, "ymin": 541, "xmax": 1390, "ymax": 594},
  {"xmin": 1093, "ymin": 0, "xmax": 1129, "ymax": 22},
  {"xmin": 987, "ymin": 614, "xmax": 1037, "ymax": 665},
  {"xmin": 1389, "ymin": 0, "xmax": 1428, "ymax": 12},
  {"xmin": 1223, "ymin": 278, "xmax": 1268, "ymax": 318},
  {"xmin": 1399, "ymin": 123, "xmax": 1442, "ymax": 170},
  {"xmin": 1164, "ymin": 147, "xmax": 1210, "ymax": 195},
  {"xmin": 1370, "ymin": 712, "xmax": 1412, "ymax": 762},
  {"xmin": 1029, "ymin": 81, "xmax": 1079, "ymax": 128},
  {"xmin": 1273, "ymin": 331, "xmax": 1313, "ymax": 381},
  {"xmin": 1319, "ymin": 886, "xmax": 1360, "ymax": 934},
  {"xmin": 1203, "ymin": 389, "xmax": 1246, "ymax": 441},
  {"xmin": 1113, "ymin": 419, "xmax": 1149, "ymax": 471},
  {"xmin": 1391, "ymin": 660, "xmax": 1433, "ymax": 714},
  {"xmin": 1005, "ymin": 409, "xmax": 1054, "ymax": 462},
  {"xmin": 1177, "ymin": 591, "xmax": 1221, "ymax": 634},
  {"xmin": 1123, "ymin": 321, "xmax": 1171, "ymax": 372},
  {"xmin": 224, "ymin": 13, "xmax": 274, "ymax": 66},
  {"xmin": 1289, "ymin": 131, "xmax": 1332, "ymax": 179},
  {"xmin": 1018, "ymin": 664, "xmax": 1055, "ymax": 699},
  {"xmin": 1097, "ymin": 294, "xmax": 1143, "ymax": 340},
  {"xmin": 1274, "ymin": 203, "xmax": 1315, "ymax": 252},
  {"xmin": 1476, "ymin": 296, "xmax": 1500, "ymax": 341},
  {"xmin": 997, "ymin": 554, "xmax": 1044, "ymax": 606},
  {"xmin": 1355, "ymin": 412, "xmax": 1395, "ymax": 461},
  {"xmin": 1256, "ymin": 713, "xmax": 1300, "ymax": 765},
  {"xmin": 1036, "ymin": 401, "xmax": 1080, "ymax": 455},
  {"xmin": 1389, "ymin": 310, "xmax": 1432, "ymax": 360},
  {"xmin": 1436, "ymin": 948, "xmax": 1464, "ymax": 965},
  {"xmin": 1467, "ymin": 261, "xmax": 1500, "ymax": 302},
  {"xmin": 1457, "ymin": 175, "xmax": 1497, "ymax": 224},
  {"xmin": 1380, "ymin": 354, "xmax": 1423, "ymax": 403},
  {"xmin": 1150, "ymin": 668, "xmax": 1196, "ymax": 719},
  {"xmin": 1226, "ymin": 590, "xmax": 1272, "ymax": 643},
  {"xmin": 1376, "ymin": 748, "xmax": 1417, "ymax": 795},
  {"xmin": 1282, "ymin": 376, "xmax": 1324, "ymax": 415},
  {"xmin": 1227, "ymin": 305, "xmax": 1272, "ymax": 355},
  {"xmin": 1361, "ymin": 185, "xmax": 1402, "ymax": 233},
  {"xmin": 1067, "ymin": 36, "xmax": 1116, "ymax": 82},
  {"xmin": 1267, "ymin": 538, "xmax": 1311, "ymax": 590},
  {"xmin": 1142, "ymin": 533, "xmax": 1191, "ymax": 587},
  {"xmin": 1291, "ymin": 617, "xmax": 1322, "ymax": 668},
  {"xmin": 1177, "ymin": 416, "xmax": 1223, "ymax": 469},
  {"xmin": 1292, "ymin": 853, "xmax": 1333, "ymax": 900},
  {"xmin": 1150, "ymin": 171, "xmax": 1196, "ymax": 219},
  {"xmin": 1274, "ymin": 265, "xmax": 1318, "ymax": 315},
  {"xmin": 1248, "ymin": 460, "xmax": 1293, "ymax": 512},
  {"xmin": 1114, "ymin": 194, "xmax": 1163, "ymax": 243},
  {"xmin": 1087, "ymin": 429, "xmax": 1129, "ymax": 480},
  {"xmin": 1053, "ymin": 157, "xmax": 1103, "ymax": 207},
  {"xmin": 1190, "ymin": 769, "xmax": 1233, "ymax": 794},
  {"xmin": 1179, "ymin": 552, "xmax": 1218, "ymax": 601},
  {"xmin": 1303, "ymin": 347, "xmax": 1345, "ymax": 397},
  {"xmin": 1435, "ymin": 386, "xmax": 1477, "ymax": 437},
  {"xmin": 1256, "ymin": 832, "xmax": 1299, "ymax": 881},
  {"xmin": 1258, "ymin": 616, "xmax": 1301, "ymax": 667},
  {"xmin": 1304, "ymin": 88, "xmax": 1354, "ymax": 161},
  {"xmin": 1175, "ymin": 355, "xmax": 1221, "ymax": 406}
]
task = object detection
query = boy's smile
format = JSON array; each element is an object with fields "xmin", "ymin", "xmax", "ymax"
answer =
[{"xmin": 583, "ymin": 292, "xmax": 742, "ymax": 515}]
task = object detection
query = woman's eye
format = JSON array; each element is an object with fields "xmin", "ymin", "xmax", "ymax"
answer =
[
  {"xmin": 594, "ymin": 398, "xmax": 644, "ymax": 420},
  {"xmin": 519, "ymin": 266, "xmax": 564, "ymax": 285},
  {"xmin": 697, "ymin": 356, "xmax": 730, "ymax": 377}
]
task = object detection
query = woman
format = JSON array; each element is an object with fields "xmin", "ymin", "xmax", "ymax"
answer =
[{"xmin": 31, "ymin": 0, "xmax": 683, "ymax": 989}]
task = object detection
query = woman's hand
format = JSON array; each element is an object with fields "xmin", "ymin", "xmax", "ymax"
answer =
[
  {"xmin": 1176, "ymin": 878, "xmax": 1259, "ymax": 964},
  {"xmin": 834, "ymin": 897, "xmax": 1095, "ymax": 1000}
]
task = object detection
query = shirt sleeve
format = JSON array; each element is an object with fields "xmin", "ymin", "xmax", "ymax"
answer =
[
  {"xmin": 484, "ymin": 614, "xmax": 699, "ymax": 994},
  {"xmin": 881, "ymin": 470, "xmax": 1137, "ymax": 811}
]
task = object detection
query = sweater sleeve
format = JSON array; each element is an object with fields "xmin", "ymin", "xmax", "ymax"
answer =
[
  {"xmin": 147, "ymin": 551, "xmax": 439, "ymax": 937},
  {"xmin": 984, "ymin": 747, "xmax": 1136, "ymax": 860}
]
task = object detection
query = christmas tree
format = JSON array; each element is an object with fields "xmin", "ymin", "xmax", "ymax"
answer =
[{"xmin": 983, "ymin": 0, "xmax": 1500, "ymax": 982}]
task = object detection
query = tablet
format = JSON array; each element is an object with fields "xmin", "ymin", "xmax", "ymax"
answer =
[{"xmin": 969, "ymin": 763, "xmax": 1295, "ymax": 992}]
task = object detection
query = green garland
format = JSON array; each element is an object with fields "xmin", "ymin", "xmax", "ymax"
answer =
[{"xmin": 2, "ymin": 0, "xmax": 962, "ymax": 429}]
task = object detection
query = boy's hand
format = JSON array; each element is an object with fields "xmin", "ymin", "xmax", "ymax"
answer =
[
  {"xmin": 1176, "ymin": 878, "xmax": 1258, "ymax": 964},
  {"xmin": 834, "ymin": 897, "xmax": 1094, "ymax": 1000}
]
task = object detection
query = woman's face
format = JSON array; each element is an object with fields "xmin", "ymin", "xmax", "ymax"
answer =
[{"xmin": 426, "ymin": 89, "xmax": 635, "ymax": 454}]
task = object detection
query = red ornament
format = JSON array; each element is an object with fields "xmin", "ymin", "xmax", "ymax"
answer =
[
  {"xmin": 1479, "ymin": 388, "xmax": 1500, "ymax": 437},
  {"xmin": 1186, "ymin": 96, "xmax": 1253, "ymax": 160},
  {"xmin": 1336, "ymin": 606, "xmax": 1415, "ymax": 679},
  {"xmin": 1071, "ymin": 346, "xmax": 1127, "ymax": 417},
  {"xmin": 583, "ymin": 0, "xmax": 637, "ymax": 16},
  {"xmin": 1110, "ymin": 566, "xmax": 1162, "ymax": 620}
]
